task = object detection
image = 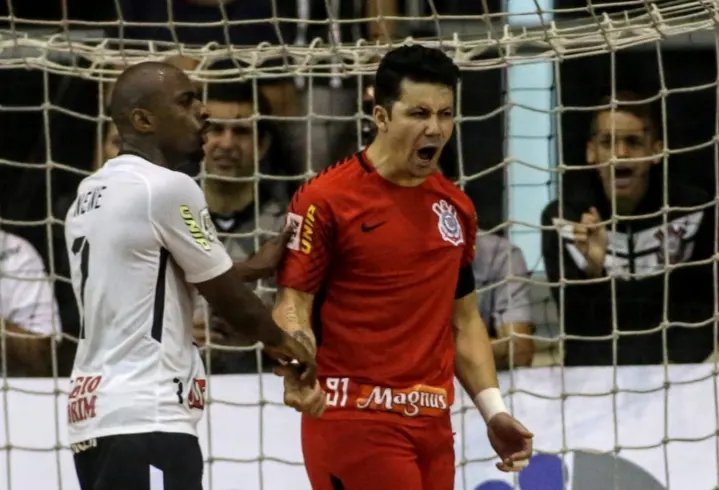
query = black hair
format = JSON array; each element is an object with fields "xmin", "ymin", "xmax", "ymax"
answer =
[
  {"xmin": 373, "ymin": 45, "xmax": 460, "ymax": 112},
  {"xmin": 589, "ymin": 91, "xmax": 659, "ymax": 141},
  {"xmin": 204, "ymin": 82, "xmax": 273, "ymax": 137}
]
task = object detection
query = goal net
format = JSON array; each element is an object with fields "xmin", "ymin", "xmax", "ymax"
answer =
[{"xmin": 1, "ymin": 0, "xmax": 719, "ymax": 489}]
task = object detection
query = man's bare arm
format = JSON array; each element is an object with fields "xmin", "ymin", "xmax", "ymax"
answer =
[
  {"xmin": 453, "ymin": 292, "xmax": 500, "ymax": 400},
  {"xmin": 272, "ymin": 287, "xmax": 317, "ymax": 356},
  {"xmin": 234, "ymin": 227, "xmax": 294, "ymax": 282},
  {"xmin": 492, "ymin": 323, "xmax": 534, "ymax": 369},
  {"xmin": 195, "ymin": 268, "xmax": 286, "ymax": 350},
  {"xmin": 2, "ymin": 320, "xmax": 51, "ymax": 376}
]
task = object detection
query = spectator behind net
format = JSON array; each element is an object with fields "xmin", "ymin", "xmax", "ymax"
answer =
[
  {"xmin": 541, "ymin": 91, "xmax": 717, "ymax": 366},
  {"xmin": 0, "ymin": 228, "xmax": 62, "ymax": 376},
  {"xmin": 193, "ymin": 81, "xmax": 293, "ymax": 373},
  {"xmin": 473, "ymin": 232, "xmax": 534, "ymax": 369}
]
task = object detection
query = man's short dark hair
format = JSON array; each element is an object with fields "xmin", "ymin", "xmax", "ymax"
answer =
[
  {"xmin": 373, "ymin": 45, "xmax": 460, "ymax": 112},
  {"xmin": 204, "ymin": 81, "xmax": 273, "ymax": 138},
  {"xmin": 590, "ymin": 91, "xmax": 659, "ymax": 140}
]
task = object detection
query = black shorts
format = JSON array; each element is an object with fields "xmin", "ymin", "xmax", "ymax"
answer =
[{"xmin": 73, "ymin": 432, "xmax": 203, "ymax": 490}]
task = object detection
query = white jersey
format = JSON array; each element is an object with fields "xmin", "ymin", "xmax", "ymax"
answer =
[
  {"xmin": 0, "ymin": 230, "xmax": 61, "ymax": 338},
  {"xmin": 64, "ymin": 154, "xmax": 233, "ymax": 444}
]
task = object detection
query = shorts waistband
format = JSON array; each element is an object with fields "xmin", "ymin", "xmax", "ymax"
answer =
[{"xmin": 320, "ymin": 377, "xmax": 450, "ymax": 417}]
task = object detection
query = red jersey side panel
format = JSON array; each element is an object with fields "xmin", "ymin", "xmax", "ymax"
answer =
[{"xmin": 277, "ymin": 153, "xmax": 478, "ymax": 421}]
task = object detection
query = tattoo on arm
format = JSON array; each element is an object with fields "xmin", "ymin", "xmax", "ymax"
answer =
[
  {"xmin": 282, "ymin": 303, "xmax": 300, "ymax": 325},
  {"xmin": 274, "ymin": 290, "xmax": 316, "ymax": 355},
  {"xmin": 292, "ymin": 330, "xmax": 316, "ymax": 356}
]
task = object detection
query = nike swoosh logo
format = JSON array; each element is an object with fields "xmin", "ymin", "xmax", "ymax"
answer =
[{"xmin": 361, "ymin": 222, "xmax": 386, "ymax": 232}]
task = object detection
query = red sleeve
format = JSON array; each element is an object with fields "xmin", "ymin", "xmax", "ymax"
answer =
[{"xmin": 277, "ymin": 182, "xmax": 334, "ymax": 294}]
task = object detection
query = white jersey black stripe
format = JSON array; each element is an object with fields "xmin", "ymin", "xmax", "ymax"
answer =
[{"xmin": 64, "ymin": 154, "xmax": 233, "ymax": 444}]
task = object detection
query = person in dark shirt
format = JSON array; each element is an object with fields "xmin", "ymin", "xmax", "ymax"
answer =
[{"xmin": 541, "ymin": 91, "xmax": 717, "ymax": 366}]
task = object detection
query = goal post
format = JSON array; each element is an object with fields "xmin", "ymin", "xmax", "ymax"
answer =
[{"xmin": 1, "ymin": 0, "xmax": 719, "ymax": 489}]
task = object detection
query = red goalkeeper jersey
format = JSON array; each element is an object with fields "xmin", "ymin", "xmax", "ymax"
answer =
[{"xmin": 278, "ymin": 151, "xmax": 477, "ymax": 421}]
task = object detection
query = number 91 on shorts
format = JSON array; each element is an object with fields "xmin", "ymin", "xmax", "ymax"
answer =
[{"xmin": 323, "ymin": 377, "xmax": 449, "ymax": 417}]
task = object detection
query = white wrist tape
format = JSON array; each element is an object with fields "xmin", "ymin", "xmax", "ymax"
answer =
[{"xmin": 474, "ymin": 387, "xmax": 508, "ymax": 423}]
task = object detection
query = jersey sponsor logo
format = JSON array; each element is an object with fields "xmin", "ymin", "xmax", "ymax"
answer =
[
  {"xmin": 301, "ymin": 205, "xmax": 317, "ymax": 254},
  {"xmin": 67, "ymin": 375, "xmax": 103, "ymax": 424},
  {"xmin": 361, "ymin": 221, "xmax": 385, "ymax": 232},
  {"xmin": 285, "ymin": 212, "xmax": 303, "ymax": 251},
  {"xmin": 172, "ymin": 378, "xmax": 207, "ymax": 410},
  {"xmin": 432, "ymin": 199, "xmax": 465, "ymax": 246},
  {"xmin": 180, "ymin": 205, "xmax": 211, "ymax": 251},
  {"xmin": 323, "ymin": 377, "xmax": 449, "ymax": 417},
  {"xmin": 173, "ymin": 377, "xmax": 207, "ymax": 410},
  {"xmin": 188, "ymin": 378, "xmax": 207, "ymax": 410},
  {"xmin": 356, "ymin": 383, "xmax": 449, "ymax": 417}
]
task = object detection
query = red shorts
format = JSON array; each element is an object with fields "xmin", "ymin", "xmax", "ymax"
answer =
[{"xmin": 301, "ymin": 414, "xmax": 455, "ymax": 490}]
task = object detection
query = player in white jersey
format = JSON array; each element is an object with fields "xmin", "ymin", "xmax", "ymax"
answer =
[{"xmin": 64, "ymin": 62, "xmax": 316, "ymax": 490}]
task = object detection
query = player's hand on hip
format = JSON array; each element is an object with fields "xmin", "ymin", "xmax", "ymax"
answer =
[
  {"xmin": 486, "ymin": 412, "xmax": 534, "ymax": 472},
  {"xmin": 572, "ymin": 206, "xmax": 608, "ymax": 276},
  {"xmin": 245, "ymin": 226, "xmax": 295, "ymax": 279}
]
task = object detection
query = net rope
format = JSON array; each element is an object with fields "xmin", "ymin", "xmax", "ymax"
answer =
[{"xmin": 1, "ymin": 0, "xmax": 719, "ymax": 488}]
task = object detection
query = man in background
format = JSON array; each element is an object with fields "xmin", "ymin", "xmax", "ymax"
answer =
[
  {"xmin": 193, "ymin": 81, "xmax": 291, "ymax": 374},
  {"xmin": 541, "ymin": 91, "xmax": 717, "ymax": 366},
  {"xmin": 474, "ymin": 232, "xmax": 534, "ymax": 369},
  {"xmin": 1, "ymin": 228, "xmax": 61, "ymax": 376},
  {"xmin": 295, "ymin": 0, "xmax": 398, "ymax": 170}
]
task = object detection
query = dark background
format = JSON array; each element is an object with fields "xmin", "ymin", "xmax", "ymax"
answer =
[{"xmin": 0, "ymin": 0, "xmax": 716, "ymax": 349}]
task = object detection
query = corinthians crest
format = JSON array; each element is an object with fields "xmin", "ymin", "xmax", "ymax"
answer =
[
  {"xmin": 655, "ymin": 225, "xmax": 686, "ymax": 265},
  {"xmin": 432, "ymin": 199, "xmax": 464, "ymax": 246}
]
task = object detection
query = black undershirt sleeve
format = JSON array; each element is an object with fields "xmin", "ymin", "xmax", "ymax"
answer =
[{"xmin": 455, "ymin": 265, "xmax": 475, "ymax": 299}]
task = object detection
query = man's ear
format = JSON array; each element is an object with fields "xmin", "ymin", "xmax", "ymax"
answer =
[
  {"xmin": 130, "ymin": 108, "xmax": 155, "ymax": 134},
  {"xmin": 258, "ymin": 132, "xmax": 272, "ymax": 160},
  {"xmin": 586, "ymin": 140, "xmax": 596, "ymax": 165},
  {"xmin": 373, "ymin": 105, "xmax": 390, "ymax": 132},
  {"xmin": 651, "ymin": 139, "xmax": 663, "ymax": 165}
]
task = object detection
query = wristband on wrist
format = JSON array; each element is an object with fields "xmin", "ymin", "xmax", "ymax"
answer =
[{"xmin": 473, "ymin": 387, "xmax": 508, "ymax": 423}]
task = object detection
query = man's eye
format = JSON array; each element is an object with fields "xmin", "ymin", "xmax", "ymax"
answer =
[{"xmin": 233, "ymin": 126, "xmax": 252, "ymax": 136}]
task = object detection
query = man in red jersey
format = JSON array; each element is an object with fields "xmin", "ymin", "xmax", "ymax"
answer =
[{"xmin": 272, "ymin": 45, "xmax": 533, "ymax": 490}]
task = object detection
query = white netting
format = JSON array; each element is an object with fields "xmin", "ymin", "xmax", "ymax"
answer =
[{"xmin": 1, "ymin": 0, "xmax": 719, "ymax": 489}]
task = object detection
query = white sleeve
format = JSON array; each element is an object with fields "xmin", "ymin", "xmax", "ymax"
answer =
[
  {"xmin": 1, "ymin": 236, "xmax": 62, "ymax": 337},
  {"xmin": 148, "ymin": 171, "xmax": 233, "ymax": 284}
]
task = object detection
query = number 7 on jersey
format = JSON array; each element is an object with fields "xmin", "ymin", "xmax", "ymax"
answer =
[{"xmin": 71, "ymin": 236, "xmax": 90, "ymax": 339}]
